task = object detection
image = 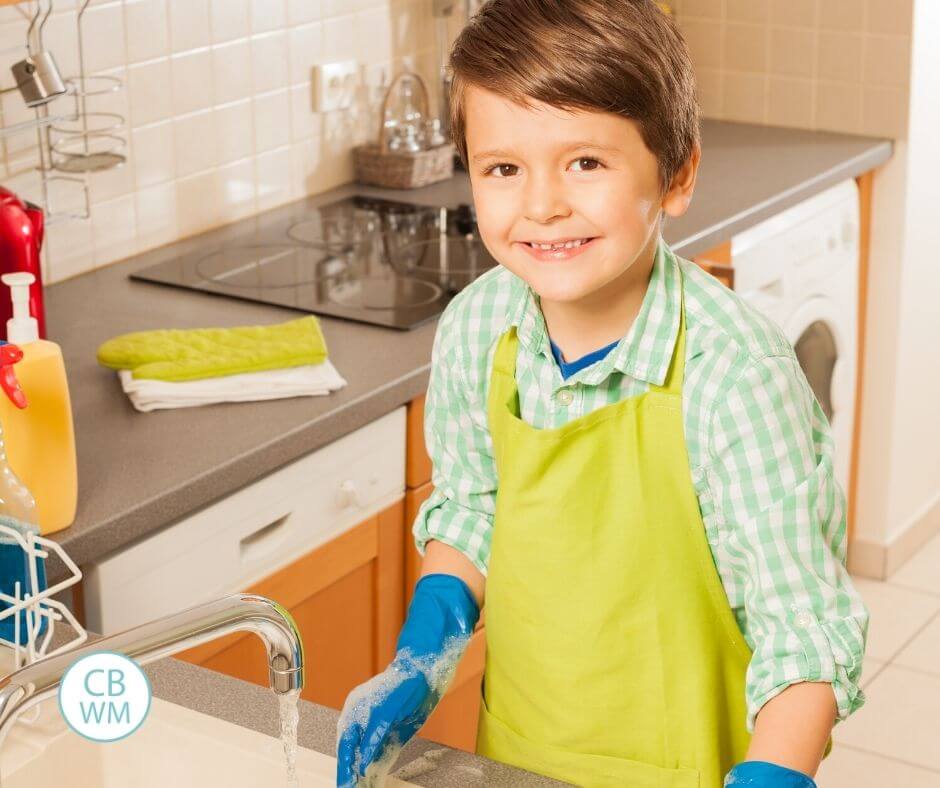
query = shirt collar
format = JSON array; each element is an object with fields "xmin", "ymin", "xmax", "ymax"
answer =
[{"xmin": 506, "ymin": 235, "xmax": 681, "ymax": 388}]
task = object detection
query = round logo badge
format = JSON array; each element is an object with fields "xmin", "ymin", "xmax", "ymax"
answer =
[{"xmin": 58, "ymin": 651, "xmax": 152, "ymax": 742}]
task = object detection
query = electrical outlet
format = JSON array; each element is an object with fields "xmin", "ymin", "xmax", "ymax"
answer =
[{"xmin": 313, "ymin": 60, "xmax": 359, "ymax": 113}]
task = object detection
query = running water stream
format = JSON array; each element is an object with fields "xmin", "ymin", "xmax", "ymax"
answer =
[{"xmin": 278, "ymin": 688, "xmax": 301, "ymax": 787}]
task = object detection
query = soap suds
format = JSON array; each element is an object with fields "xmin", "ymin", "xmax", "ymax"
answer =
[{"xmin": 337, "ymin": 634, "xmax": 470, "ymax": 786}]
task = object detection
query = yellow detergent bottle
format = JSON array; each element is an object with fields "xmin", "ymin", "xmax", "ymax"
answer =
[{"xmin": 0, "ymin": 272, "xmax": 77, "ymax": 534}]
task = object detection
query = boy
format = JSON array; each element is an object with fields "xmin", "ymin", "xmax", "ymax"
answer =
[{"xmin": 337, "ymin": 1, "xmax": 869, "ymax": 786}]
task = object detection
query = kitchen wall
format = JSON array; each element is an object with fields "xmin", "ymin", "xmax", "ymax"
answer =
[
  {"xmin": 671, "ymin": 0, "xmax": 912, "ymax": 138},
  {"xmin": 846, "ymin": 0, "xmax": 940, "ymax": 578},
  {"xmin": 0, "ymin": 0, "xmax": 440, "ymax": 283},
  {"xmin": 672, "ymin": 0, "xmax": 937, "ymax": 578}
]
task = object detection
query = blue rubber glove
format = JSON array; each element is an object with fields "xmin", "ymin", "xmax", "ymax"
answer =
[
  {"xmin": 724, "ymin": 760, "xmax": 818, "ymax": 787},
  {"xmin": 336, "ymin": 573, "xmax": 480, "ymax": 787}
]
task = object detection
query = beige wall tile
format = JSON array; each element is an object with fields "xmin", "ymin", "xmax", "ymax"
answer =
[
  {"xmin": 863, "ymin": 34, "xmax": 912, "ymax": 89},
  {"xmin": 132, "ymin": 122, "xmax": 176, "ymax": 188},
  {"xmin": 695, "ymin": 68, "xmax": 723, "ymax": 117},
  {"xmin": 815, "ymin": 81, "xmax": 862, "ymax": 134},
  {"xmin": 770, "ymin": 0, "xmax": 817, "ymax": 28},
  {"xmin": 767, "ymin": 76, "xmax": 814, "ymax": 127},
  {"xmin": 862, "ymin": 85, "xmax": 908, "ymax": 138},
  {"xmin": 723, "ymin": 22, "xmax": 769, "ymax": 73},
  {"xmin": 866, "ymin": 0, "xmax": 913, "ymax": 36},
  {"xmin": 820, "ymin": 0, "xmax": 865, "ymax": 32},
  {"xmin": 214, "ymin": 100, "xmax": 255, "ymax": 164},
  {"xmin": 726, "ymin": 0, "xmax": 769, "ymax": 24},
  {"xmin": 255, "ymin": 147, "xmax": 293, "ymax": 211},
  {"xmin": 217, "ymin": 158, "xmax": 257, "ymax": 222},
  {"xmin": 770, "ymin": 27, "xmax": 816, "ymax": 78},
  {"xmin": 722, "ymin": 72, "xmax": 768, "ymax": 123},
  {"xmin": 680, "ymin": 18, "xmax": 723, "ymax": 70},
  {"xmin": 173, "ymin": 110, "xmax": 219, "ymax": 178},
  {"xmin": 135, "ymin": 182, "xmax": 179, "ymax": 252},
  {"xmin": 210, "ymin": 0, "xmax": 250, "ymax": 44},
  {"xmin": 817, "ymin": 31, "xmax": 864, "ymax": 83},
  {"xmin": 92, "ymin": 195, "xmax": 139, "ymax": 267},
  {"xmin": 681, "ymin": 0, "xmax": 723, "ymax": 19}
]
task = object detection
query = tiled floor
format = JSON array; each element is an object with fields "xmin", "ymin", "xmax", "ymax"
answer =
[{"xmin": 816, "ymin": 531, "xmax": 940, "ymax": 787}]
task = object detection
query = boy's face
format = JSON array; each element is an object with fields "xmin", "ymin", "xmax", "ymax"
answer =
[{"xmin": 464, "ymin": 84, "xmax": 698, "ymax": 307}]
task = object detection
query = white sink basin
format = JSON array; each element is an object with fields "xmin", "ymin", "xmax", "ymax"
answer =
[{"xmin": 0, "ymin": 695, "xmax": 417, "ymax": 787}]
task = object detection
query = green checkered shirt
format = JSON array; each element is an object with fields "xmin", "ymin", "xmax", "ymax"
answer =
[{"xmin": 412, "ymin": 236, "xmax": 868, "ymax": 732}]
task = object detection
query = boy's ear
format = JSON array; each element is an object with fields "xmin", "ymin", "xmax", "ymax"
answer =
[{"xmin": 661, "ymin": 141, "xmax": 701, "ymax": 219}]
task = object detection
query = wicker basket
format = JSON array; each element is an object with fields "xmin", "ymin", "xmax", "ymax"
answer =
[{"xmin": 353, "ymin": 71, "xmax": 455, "ymax": 190}]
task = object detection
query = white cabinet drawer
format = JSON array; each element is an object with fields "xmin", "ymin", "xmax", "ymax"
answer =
[{"xmin": 84, "ymin": 407, "xmax": 406, "ymax": 634}]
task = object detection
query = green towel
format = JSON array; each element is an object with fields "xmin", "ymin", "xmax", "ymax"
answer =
[{"xmin": 96, "ymin": 316, "xmax": 328, "ymax": 382}]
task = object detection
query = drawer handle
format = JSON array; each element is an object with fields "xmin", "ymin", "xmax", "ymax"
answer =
[
  {"xmin": 239, "ymin": 514, "xmax": 290, "ymax": 565},
  {"xmin": 337, "ymin": 479, "xmax": 368, "ymax": 509}
]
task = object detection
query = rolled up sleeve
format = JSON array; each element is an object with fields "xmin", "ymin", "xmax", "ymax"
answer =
[
  {"xmin": 411, "ymin": 303, "xmax": 497, "ymax": 576},
  {"xmin": 706, "ymin": 353, "xmax": 870, "ymax": 732}
]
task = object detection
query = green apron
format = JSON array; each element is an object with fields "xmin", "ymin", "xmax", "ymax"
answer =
[{"xmin": 476, "ymin": 276, "xmax": 753, "ymax": 787}]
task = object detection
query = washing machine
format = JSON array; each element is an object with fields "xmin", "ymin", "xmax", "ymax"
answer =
[{"xmin": 731, "ymin": 179, "xmax": 860, "ymax": 496}]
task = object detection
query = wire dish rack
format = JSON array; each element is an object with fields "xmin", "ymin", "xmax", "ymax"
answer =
[{"xmin": 0, "ymin": 521, "xmax": 87, "ymax": 675}]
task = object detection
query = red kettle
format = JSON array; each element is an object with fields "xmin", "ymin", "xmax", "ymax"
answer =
[{"xmin": 0, "ymin": 186, "xmax": 46, "ymax": 340}]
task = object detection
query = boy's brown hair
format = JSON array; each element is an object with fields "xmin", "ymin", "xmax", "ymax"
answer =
[{"xmin": 448, "ymin": 0, "xmax": 700, "ymax": 196}]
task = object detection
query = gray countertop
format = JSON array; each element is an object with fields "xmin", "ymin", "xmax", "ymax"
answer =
[
  {"xmin": 143, "ymin": 646, "xmax": 570, "ymax": 787},
  {"xmin": 43, "ymin": 119, "xmax": 891, "ymax": 582}
]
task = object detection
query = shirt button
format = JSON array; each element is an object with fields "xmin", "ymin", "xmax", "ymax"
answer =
[
  {"xmin": 556, "ymin": 389, "xmax": 574, "ymax": 406},
  {"xmin": 794, "ymin": 608, "xmax": 815, "ymax": 628}
]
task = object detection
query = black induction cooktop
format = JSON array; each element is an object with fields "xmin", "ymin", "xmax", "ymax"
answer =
[{"xmin": 130, "ymin": 195, "xmax": 498, "ymax": 330}]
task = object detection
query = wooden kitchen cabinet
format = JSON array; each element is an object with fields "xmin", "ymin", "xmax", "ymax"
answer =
[
  {"xmin": 174, "ymin": 499, "xmax": 405, "ymax": 711},
  {"xmin": 692, "ymin": 239, "xmax": 735, "ymax": 289}
]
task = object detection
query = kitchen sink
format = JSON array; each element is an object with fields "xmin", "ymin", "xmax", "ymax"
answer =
[{"xmin": 0, "ymin": 694, "xmax": 416, "ymax": 787}]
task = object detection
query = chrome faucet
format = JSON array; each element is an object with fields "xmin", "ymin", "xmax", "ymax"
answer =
[{"xmin": 0, "ymin": 593, "xmax": 304, "ymax": 749}]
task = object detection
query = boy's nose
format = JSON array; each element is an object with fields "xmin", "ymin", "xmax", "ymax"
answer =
[{"xmin": 521, "ymin": 178, "xmax": 572, "ymax": 225}]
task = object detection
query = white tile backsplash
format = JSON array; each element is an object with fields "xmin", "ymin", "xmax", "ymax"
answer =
[
  {"xmin": 254, "ymin": 146, "xmax": 293, "ymax": 211},
  {"xmin": 210, "ymin": 0, "xmax": 251, "ymax": 44},
  {"xmin": 252, "ymin": 0, "xmax": 287, "ymax": 34},
  {"xmin": 212, "ymin": 40, "xmax": 254, "ymax": 105},
  {"xmin": 287, "ymin": 22, "xmax": 322, "ymax": 85},
  {"xmin": 173, "ymin": 110, "xmax": 219, "ymax": 178},
  {"xmin": 169, "ymin": 0, "xmax": 211, "ymax": 54},
  {"xmin": 127, "ymin": 58, "xmax": 174, "ymax": 126},
  {"xmin": 132, "ymin": 121, "xmax": 176, "ymax": 188},
  {"xmin": 82, "ymin": 3, "xmax": 128, "ymax": 74},
  {"xmin": 253, "ymin": 89, "xmax": 291, "ymax": 153},
  {"xmin": 4, "ymin": 1, "xmax": 450, "ymax": 281},
  {"xmin": 125, "ymin": 0, "xmax": 170, "ymax": 64},
  {"xmin": 214, "ymin": 101, "xmax": 255, "ymax": 164},
  {"xmin": 251, "ymin": 30, "xmax": 290, "ymax": 94},
  {"xmin": 170, "ymin": 49, "xmax": 214, "ymax": 116}
]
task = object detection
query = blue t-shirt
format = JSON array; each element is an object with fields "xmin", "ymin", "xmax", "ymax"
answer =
[{"xmin": 549, "ymin": 336, "xmax": 620, "ymax": 380}]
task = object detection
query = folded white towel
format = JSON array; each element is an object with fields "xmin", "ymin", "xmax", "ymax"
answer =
[{"xmin": 118, "ymin": 360, "xmax": 348, "ymax": 412}]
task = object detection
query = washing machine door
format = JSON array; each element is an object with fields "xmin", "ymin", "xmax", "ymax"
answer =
[{"xmin": 783, "ymin": 296, "xmax": 856, "ymax": 493}]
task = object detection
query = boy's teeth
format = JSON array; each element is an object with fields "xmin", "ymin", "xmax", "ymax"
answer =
[{"xmin": 532, "ymin": 238, "xmax": 588, "ymax": 250}]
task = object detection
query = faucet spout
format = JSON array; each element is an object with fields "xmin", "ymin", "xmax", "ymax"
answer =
[{"xmin": 0, "ymin": 593, "xmax": 303, "ymax": 746}]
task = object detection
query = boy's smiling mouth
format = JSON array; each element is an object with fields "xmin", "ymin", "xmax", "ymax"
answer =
[{"xmin": 517, "ymin": 237, "xmax": 600, "ymax": 260}]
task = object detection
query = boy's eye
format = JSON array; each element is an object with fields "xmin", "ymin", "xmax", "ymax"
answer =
[
  {"xmin": 482, "ymin": 157, "xmax": 604, "ymax": 177},
  {"xmin": 485, "ymin": 163, "xmax": 519, "ymax": 178},
  {"xmin": 572, "ymin": 157, "xmax": 603, "ymax": 172}
]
